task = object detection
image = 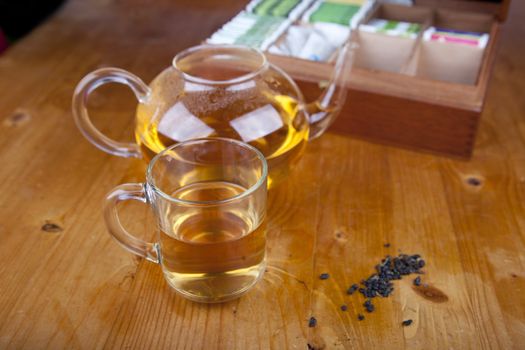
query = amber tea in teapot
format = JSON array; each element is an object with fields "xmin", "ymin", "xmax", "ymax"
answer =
[
  {"xmin": 73, "ymin": 44, "xmax": 355, "ymax": 187},
  {"xmin": 136, "ymin": 49, "xmax": 309, "ymax": 186}
]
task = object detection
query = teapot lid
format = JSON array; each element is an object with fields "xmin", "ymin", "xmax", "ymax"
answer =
[{"xmin": 172, "ymin": 44, "xmax": 269, "ymax": 85}]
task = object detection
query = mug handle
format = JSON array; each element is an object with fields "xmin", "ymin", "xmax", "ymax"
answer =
[
  {"xmin": 72, "ymin": 67, "xmax": 150, "ymax": 158},
  {"xmin": 103, "ymin": 183, "xmax": 159, "ymax": 263}
]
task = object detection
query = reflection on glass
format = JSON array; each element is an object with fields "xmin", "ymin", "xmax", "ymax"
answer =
[
  {"xmin": 230, "ymin": 105, "xmax": 283, "ymax": 143},
  {"xmin": 184, "ymin": 81, "xmax": 214, "ymax": 92},
  {"xmin": 158, "ymin": 102, "xmax": 214, "ymax": 142}
]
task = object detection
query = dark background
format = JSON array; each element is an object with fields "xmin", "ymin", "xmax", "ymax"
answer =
[{"xmin": 0, "ymin": 0, "xmax": 66, "ymax": 41}]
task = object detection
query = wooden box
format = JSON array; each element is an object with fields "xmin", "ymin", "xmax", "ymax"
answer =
[{"xmin": 267, "ymin": 0, "xmax": 510, "ymax": 158}]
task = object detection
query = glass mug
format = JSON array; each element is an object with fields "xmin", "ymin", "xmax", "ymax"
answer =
[{"xmin": 104, "ymin": 138, "xmax": 268, "ymax": 303}]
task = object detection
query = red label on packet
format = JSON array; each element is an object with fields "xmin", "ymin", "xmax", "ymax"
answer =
[
  {"xmin": 424, "ymin": 27, "xmax": 489, "ymax": 49},
  {"xmin": 430, "ymin": 33, "xmax": 479, "ymax": 46}
]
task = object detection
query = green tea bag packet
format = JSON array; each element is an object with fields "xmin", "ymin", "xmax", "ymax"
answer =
[
  {"xmin": 303, "ymin": 0, "xmax": 372, "ymax": 27},
  {"xmin": 247, "ymin": 0, "xmax": 316, "ymax": 20},
  {"xmin": 309, "ymin": 2, "xmax": 361, "ymax": 25},
  {"xmin": 360, "ymin": 19, "xmax": 421, "ymax": 39}
]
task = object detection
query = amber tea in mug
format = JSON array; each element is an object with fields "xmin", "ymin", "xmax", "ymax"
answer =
[{"xmin": 104, "ymin": 138, "xmax": 267, "ymax": 303}]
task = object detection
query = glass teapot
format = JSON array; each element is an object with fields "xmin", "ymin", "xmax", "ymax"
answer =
[{"xmin": 73, "ymin": 43, "xmax": 355, "ymax": 187}]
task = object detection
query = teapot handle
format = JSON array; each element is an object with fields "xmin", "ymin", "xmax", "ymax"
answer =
[{"xmin": 72, "ymin": 67, "xmax": 150, "ymax": 158}]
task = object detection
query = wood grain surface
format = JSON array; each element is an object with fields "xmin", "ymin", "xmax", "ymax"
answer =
[{"xmin": 0, "ymin": 0, "xmax": 524, "ymax": 349}]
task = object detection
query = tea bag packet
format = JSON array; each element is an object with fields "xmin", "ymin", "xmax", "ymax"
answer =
[
  {"xmin": 303, "ymin": 0, "xmax": 369, "ymax": 27},
  {"xmin": 424, "ymin": 27, "xmax": 489, "ymax": 48},
  {"xmin": 268, "ymin": 25, "xmax": 311, "ymax": 56},
  {"xmin": 415, "ymin": 26, "xmax": 489, "ymax": 84},
  {"xmin": 207, "ymin": 0, "xmax": 319, "ymax": 50},
  {"xmin": 380, "ymin": 0, "xmax": 413, "ymax": 5},
  {"xmin": 207, "ymin": 12, "xmax": 289, "ymax": 50},
  {"xmin": 356, "ymin": 18, "xmax": 422, "ymax": 72},
  {"xmin": 268, "ymin": 23, "xmax": 350, "ymax": 61},
  {"xmin": 246, "ymin": 0, "xmax": 315, "ymax": 21},
  {"xmin": 268, "ymin": 0, "xmax": 371, "ymax": 61},
  {"xmin": 209, "ymin": 0, "xmax": 369, "ymax": 61},
  {"xmin": 360, "ymin": 19, "xmax": 421, "ymax": 39}
]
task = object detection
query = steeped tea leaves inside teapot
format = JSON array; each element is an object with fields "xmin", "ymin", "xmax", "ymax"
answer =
[{"xmin": 135, "ymin": 52, "xmax": 309, "ymax": 187}]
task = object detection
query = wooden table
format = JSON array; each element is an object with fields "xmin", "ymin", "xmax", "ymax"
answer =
[{"xmin": 1, "ymin": 0, "xmax": 524, "ymax": 349}]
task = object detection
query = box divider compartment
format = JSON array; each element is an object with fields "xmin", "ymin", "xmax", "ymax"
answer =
[
  {"xmin": 414, "ymin": 9, "xmax": 494, "ymax": 85},
  {"xmin": 354, "ymin": 3, "xmax": 432, "ymax": 73}
]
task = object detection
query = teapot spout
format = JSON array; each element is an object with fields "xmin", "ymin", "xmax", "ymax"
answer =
[{"xmin": 306, "ymin": 39, "xmax": 357, "ymax": 139}]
